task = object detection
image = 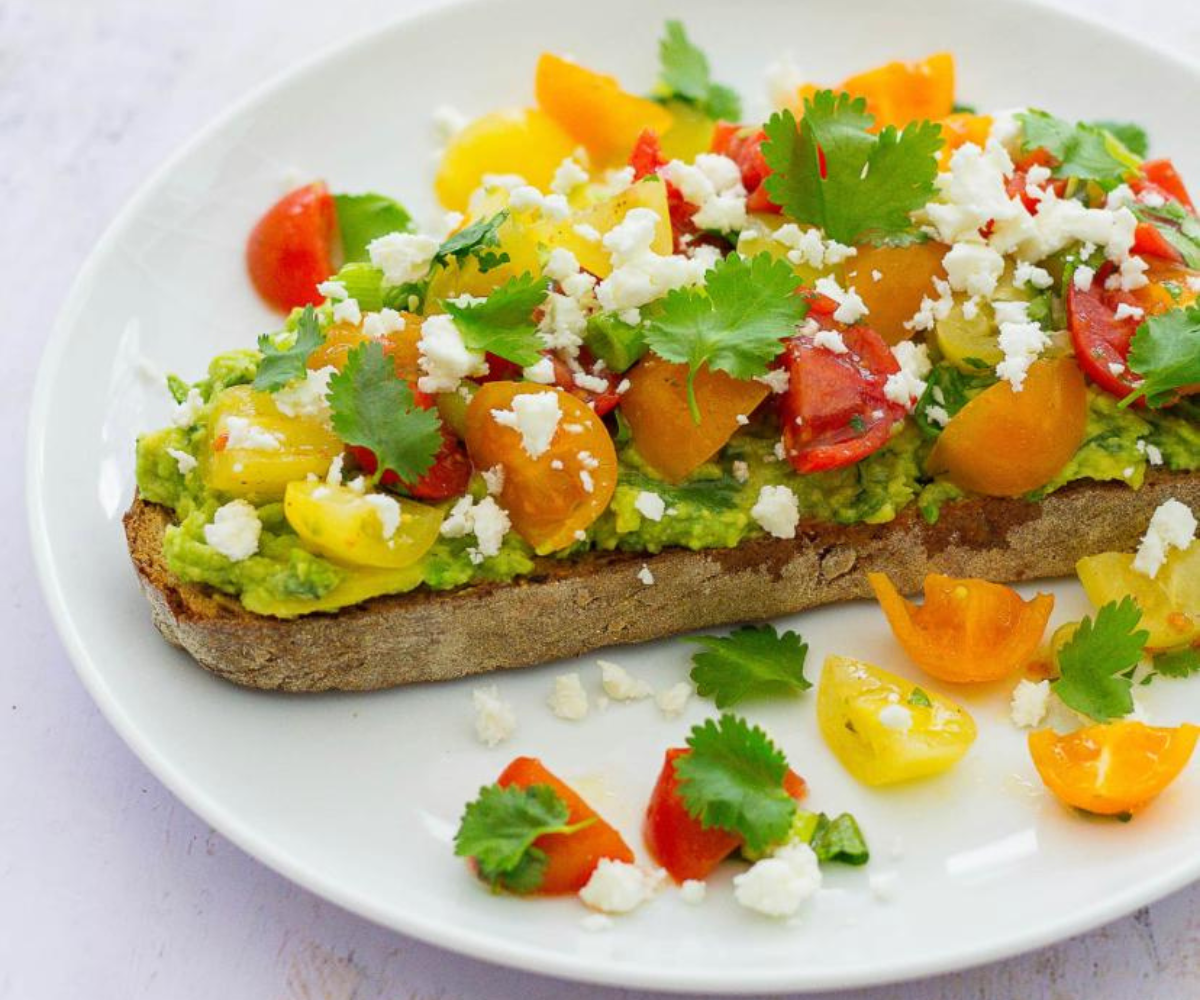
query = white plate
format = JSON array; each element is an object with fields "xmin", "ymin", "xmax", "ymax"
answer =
[{"xmin": 28, "ymin": 0, "xmax": 1200, "ymax": 992}]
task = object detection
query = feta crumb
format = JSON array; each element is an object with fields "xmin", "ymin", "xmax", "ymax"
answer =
[
  {"xmin": 732, "ymin": 460, "xmax": 750, "ymax": 484},
  {"xmin": 362, "ymin": 493, "xmax": 401, "ymax": 540},
  {"xmin": 522, "ymin": 357, "xmax": 556, "ymax": 384},
  {"xmin": 367, "ymin": 232, "xmax": 439, "ymax": 285},
  {"xmin": 325, "ymin": 453, "xmax": 344, "ymax": 485},
  {"xmin": 1145, "ymin": 442, "xmax": 1164, "ymax": 466},
  {"xmin": 573, "ymin": 371, "xmax": 610, "ymax": 394},
  {"xmin": 679, "ymin": 879, "xmax": 707, "ymax": 905},
  {"xmin": 490, "ymin": 391, "xmax": 562, "ymax": 458},
  {"xmin": 223, "ymin": 416, "xmax": 282, "ymax": 451},
  {"xmin": 943, "ymin": 242, "xmax": 1006, "ymax": 298},
  {"xmin": 579, "ymin": 469, "xmax": 595, "ymax": 493},
  {"xmin": 317, "ymin": 278, "xmax": 348, "ymax": 300},
  {"xmin": 884, "ymin": 341, "xmax": 932, "ymax": 410},
  {"xmin": 813, "ymin": 276, "xmax": 869, "ymax": 324},
  {"xmin": 572, "ymin": 222, "xmax": 602, "ymax": 243},
  {"xmin": 634, "ymin": 491, "xmax": 666, "ymax": 522},
  {"xmin": 545, "ymin": 246, "xmax": 581, "ymax": 283},
  {"xmin": 362, "ymin": 307, "xmax": 406, "ymax": 338},
  {"xmin": 166, "ymin": 448, "xmax": 197, "ymax": 475},
  {"xmin": 751, "ymin": 485, "xmax": 800, "ymax": 539},
  {"xmin": 1010, "ymin": 679, "xmax": 1051, "ymax": 729},
  {"xmin": 812, "ymin": 329, "xmax": 848, "ymax": 354},
  {"xmin": 481, "ymin": 464, "xmax": 506, "ymax": 495},
  {"xmin": 733, "ymin": 843, "xmax": 822, "ymax": 918},
  {"xmin": 547, "ymin": 672, "xmax": 589, "ymax": 721},
  {"xmin": 993, "ymin": 300, "xmax": 1049, "ymax": 391},
  {"xmin": 578, "ymin": 860, "xmax": 664, "ymax": 914},
  {"xmin": 656, "ymin": 681, "xmax": 692, "ymax": 719},
  {"xmin": 203, "ymin": 500, "xmax": 261, "ymax": 562},
  {"xmin": 599, "ymin": 660, "xmax": 652, "ymax": 701},
  {"xmin": 755, "ymin": 368, "xmax": 790, "ymax": 394},
  {"xmin": 661, "ymin": 155, "xmax": 748, "ymax": 233},
  {"xmin": 417, "ymin": 314, "xmax": 488, "ymax": 393},
  {"xmin": 1133, "ymin": 498, "xmax": 1197, "ymax": 578},
  {"xmin": 472, "ymin": 685, "xmax": 516, "ymax": 747},
  {"xmin": 332, "ymin": 297, "xmax": 362, "ymax": 326},
  {"xmin": 440, "ymin": 495, "xmax": 511, "ymax": 558},
  {"xmin": 923, "ymin": 404, "xmax": 950, "ymax": 428},
  {"xmin": 1013, "ymin": 260, "xmax": 1054, "ymax": 290},
  {"xmin": 878, "ymin": 704, "xmax": 913, "ymax": 731},
  {"xmin": 871, "ymin": 269, "xmax": 883, "ymax": 282},
  {"xmin": 274, "ymin": 365, "xmax": 335, "ymax": 421},
  {"xmin": 1113, "ymin": 302, "xmax": 1145, "ymax": 321},
  {"xmin": 551, "ymin": 157, "xmax": 589, "ymax": 195},
  {"xmin": 171, "ymin": 388, "xmax": 205, "ymax": 428},
  {"xmin": 637, "ymin": 564, "xmax": 655, "ymax": 586}
]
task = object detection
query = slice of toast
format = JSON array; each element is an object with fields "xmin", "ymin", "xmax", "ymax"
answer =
[{"xmin": 123, "ymin": 471, "xmax": 1200, "ymax": 692}]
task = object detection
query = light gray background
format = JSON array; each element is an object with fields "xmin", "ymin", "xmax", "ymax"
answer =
[{"xmin": 7, "ymin": 0, "xmax": 1200, "ymax": 997}]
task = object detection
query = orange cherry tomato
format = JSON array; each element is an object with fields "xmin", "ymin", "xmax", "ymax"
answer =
[
  {"xmin": 869, "ymin": 572, "xmax": 1054, "ymax": 683},
  {"xmin": 799, "ymin": 53, "xmax": 955, "ymax": 131},
  {"xmin": 497, "ymin": 757, "xmax": 634, "ymax": 894},
  {"xmin": 1029, "ymin": 722, "xmax": 1199, "ymax": 816},
  {"xmin": 464, "ymin": 383, "xmax": 616, "ymax": 553},
  {"xmin": 620, "ymin": 356, "xmax": 770, "ymax": 483},
  {"xmin": 535, "ymin": 53, "xmax": 673, "ymax": 165},
  {"xmin": 644, "ymin": 748, "xmax": 807, "ymax": 883},
  {"xmin": 842, "ymin": 242, "xmax": 948, "ymax": 346},
  {"xmin": 926, "ymin": 357, "xmax": 1088, "ymax": 497},
  {"xmin": 246, "ymin": 182, "xmax": 335, "ymax": 312},
  {"xmin": 936, "ymin": 113, "xmax": 993, "ymax": 169}
]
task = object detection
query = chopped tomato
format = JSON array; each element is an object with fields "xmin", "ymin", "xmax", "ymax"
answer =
[
  {"xmin": 348, "ymin": 429, "xmax": 472, "ymax": 502},
  {"xmin": 1136, "ymin": 159, "xmax": 1195, "ymax": 211},
  {"xmin": 926, "ymin": 357, "xmax": 1088, "ymax": 497},
  {"xmin": 644, "ymin": 748, "xmax": 807, "ymax": 882},
  {"xmin": 1029, "ymin": 722, "xmax": 1199, "ymax": 816},
  {"xmin": 1006, "ymin": 164, "xmax": 1068, "ymax": 215},
  {"xmin": 626, "ymin": 128, "xmax": 700, "ymax": 250},
  {"xmin": 246, "ymin": 182, "xmax": 336, "ymax": 312},
  {"xmin": 710, "ymin": 124, "xmax": 779, "ymax": 213},
  {"xmin": 1067, "ymin": 277, "xmax": 1148, "ymax": 400},
  {"xmin": 869, "ymin": 572, "xmax": 1054, "ymax": 683},
  {"xmin": 620, "ymin": 355, "xmax": 771, "ymax": 482},
  {"xmin": 497, "ymin": 757, "xmax": 634, "ymax": 894},
  {"xmin": 843, "ymin": 242, "xmax": 948, "ymax": 345},
  {"xmin": 1132, "ymin": 221, "xmax": 1184, "ymax": 263},
  {"xmin": 780, "ymin": 323, "xmax": 904, "ymax": 473},
  {"xmin": 548, "ymin": 354, "xmax": 623, "ymax": 417},
  {"xmin": 629, "ymin": 128, "xmax": 667, "ymax": 180},
  {"xmin": 464, "ymin": 383, "xmax": 616, "ymax": 553}
]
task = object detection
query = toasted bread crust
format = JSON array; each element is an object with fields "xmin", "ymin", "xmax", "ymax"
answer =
[{"xmin": 123, "ymin": 472, "xmax": 1200, "ymax": 691}]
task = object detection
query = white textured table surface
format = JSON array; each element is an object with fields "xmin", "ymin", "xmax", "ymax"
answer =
[{"xmin": 7, "ymin": 1, "xmax": 1200, "ymax": 997}]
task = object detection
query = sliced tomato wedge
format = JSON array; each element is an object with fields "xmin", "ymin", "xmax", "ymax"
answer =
[
  {"xmin": 549, "ymin": 353, "xmax": 623, "ymax": 417},
  {"xmin": 348, "ymin": 427, "xmax": 472, "ymax": 502},
  {"xmin": 246, "ymin": 182, "xmax": 336, "ymax": 312},
  {"xmin": 710, "ymin": 123, "xmax": 780, "ymax": 213},
  {"xmin": 1135, "ymin": 158, "xmax": 1195, "ymax": 211},
  {"xmin": 1132, "ymin": 221, "xmax": 1185, "ymax": 263},
  {"xmin": 1066, "ymin": 275, "xmax": 1146, "ymax": 400},
  {"xmin": 780, "ymin": 322, "xmax": 904, "ymax": 473}
]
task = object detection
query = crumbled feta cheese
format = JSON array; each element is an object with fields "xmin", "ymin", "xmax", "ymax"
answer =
[
  {"xmin": 812, "ymin": 329, "xmax": 848, "ymax": 354},
  {"xmin": 317, "ymin": 279, "xmax": 348, "ymax": 300},
  {"xmin": 733, "ymin": 843, "xmax": 822, "ymax": 918},
  {"xmin": 1113, "ymin": 302, "xmax": 1145, "ymax": 321},
  {"xmin": 634, "ymin": 491, "xmax": 666, "ymax": 522},
  {"xmin": 578, "ymin": 860, "xmax": 664, "ymax": 914},
  {"xmin": 993, "ymin": 300, "xmax": 1050, "ymax": 391},
  {"xmin": 368, "ymin": 232, "xmax": 439, "ymax": 285},
  {"xmin": 361, "ymin": 307, "xmax": 406, "ymax": 338},
  {"xmin": 878, "ymin": 704, "xmax": 913, "ymax": 731},
  {"xmin": 814, "ymin": 276, "xmax": 869, "ymax": 324},
  {"xmin": 599, "ymin": 660, "xmax": 652, "ymax": 701},
  {"xmin": 679, "ymin": 879, "xmax": 707, "ymax": 904},
  {"xmin": 573, "ymin": 371, "xmax": 610, "ymax": 394},
  {"xmin": 755, "ymin": 368, "xmax": 790, "ymax": 394},
  {"xmin": 166, "ymin": 448, "xmax": 197, "ymax": 475},
  {"xmin": 203, "ymin": 500, "xmax": 261, "ymax": 562},
  {"xmin": 171, "ymin": 388, "xmax": 205, "ymax": 428},
  {"xmin": 224, "ymin": 416, "xmax": 283, "ymax": 451},
  {"xmin": 656, "ymin": 681, "xmax": 692, "ymax": 719},
  {"xmin": 637, "ymin": 564, "xmax": 655, "ymax": 586},
  {"xmin": 1010, "ymin": 679, "xmax": 1051, "ymax": 729},
  {"xmin": 274, "ymin": 366, "xmax": 334, "ymax": 422},
  {"xmin": 924, "ymin": 404, "xmax": 950, "ymax": 428},
  {"xmin": 1133, "ymin": 499, "xmax": 1197, "ymax": 578},
  {"xmin": 472, "ymin": 685, "xmax": 516, "ymax": 746},
  {"xmin": 1146, "ymin": 442, "xmax": 1164, "ymax": 466},
  {"xmin": 551, "ymin": 157, "xmax": 589, "ymax": 195},
  {"xmin": 362, "ymin": 493, "xmax": 401, "ymax": 540},
  {"xmin": 943, "ymin": 242, "xmax": 1006, "ymax": 298},
  {"xmin": 538, "ymin": 292, "xmax": 589, "ymax": 357},
  {"xmin": 1013, "ymin": 260, "xmax": 1054, "ymax": 290},
  {"xmin": 547, "ymin": 672, "xmax": 589, "ymax": 721},
  {"xmin": 544, "ymin": 247, "xmax": 581, "ymax": 283},
  {"xmin": 596, "ymin": 208, "xmax": 712, "ymax": 312},
  {"xmin": 332, "ymin": 297, "xmax": 362, "ymax": 325},
  {"xmin": 924, "ymin": 141, "xmax": 1021, "ymax": 245},
  {"xmin": 884, "ymin": 341, "xmax": 932, "ymax": 409},
  {"xmin": 732, "ymin": 460, "xmax": 750, "ymax": 484},
  {"xmin": 490, "ymin": 391, "xmax": 562, "ymax": 458},
  {"xmin": 661, "ymin": 154, "xmax": 748, "ymax": 232},
  {"xmin": 751, "ymin": 484, "xmax": 800, "ymax": 539},
  {"xmin": 1073, "ymin": 265, "xmax": 1096, "ymax": 291},
  {"xmin": 1142, "ymin": 191, "xmax": 1166, "ymax": 209},
  {"xmin": 522, "ymin": 357, "xmax": 556, "ymax": 384},
  {"xmin": 481, "ymin": 464, "xmax": 506, "ymax": 495},
  {"xmin": 572, "ymin": 222, "xmax": 602, "ymax": 243},
  {"xmin": 417, "ymin": 315, "xmax": 488, "ymax": 393},
  {"xmin": 440, "ymin": 494, "xmax": 511, "ymax": 558},
  {"xmin": 325, "ymin": 453, "xmax": 344, "ymax": 485}
]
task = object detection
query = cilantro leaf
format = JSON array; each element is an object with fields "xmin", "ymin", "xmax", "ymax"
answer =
[
  {"xmin": 1017, "ymin": 110, "xmax": 1137, "ymax": 185},
  {"xmin": 327, "ymin": 341, "xmax": 442, "ymax": 484},
  {"xmin": 656, "ymin": 20, "xmax": 742, "ymax": 121},
  {"xmin": 253, "ymin": 305, "xmax": 323, "ymax": 392},
  {"xmin": 1090, "ymin": 120, "xmax": 1149, "ymax": 159},
  {"xmin": 453, "ymin": 783, "xmax": 592, "ymax": 893},
  {"xmin": 674, "ymin": 713, "xmax": 797, "ymax": 853},
  {"xmin": 435, "ymin": 211, "xmax": 510, "ymax": 273},
  {"xmin": 334, "ymin": 192, "xmax": 413, "ymax": 263},
  {"xmin": 761, "ymin": 93, "xmax": 943, "ymax": 245},
  {"xmin": 1053, "ymin": 598, "xmax": 1149, "ymax": 722},
  {"xmin": 1152, "ymin": 646, "xmax": 1200, "ymax": 680},
  {"xmin": 688, "ymin": 624, "xmax": 811, "ymax": 708},
  {"xmin": 810, "ymin": 812, "xmax": 870, "ymax": 866},
  {"xmin": 643, "ymin": 251, "xmax": 807, "ymax": 419},
  {"xmin": 442, "ymin": 273, "xmax": 549, "ymax": 367},
  {"xmin": 1123, "ymin": 305, "xmax": 1200, "ymax": 408}
]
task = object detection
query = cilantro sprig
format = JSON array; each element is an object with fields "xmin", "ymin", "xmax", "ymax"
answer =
[
  {"xmin": 435, "ymin": 211, "xmax": 510, "ymax": 273},
  {"xmin": 1016, "ymin": 110, "xmax": 1139, "ymax": 185},
  {"xmin": 253, "ymin": 305, "xmax": 323, "ymax": 392},
  {"xmin": 643, "ymin": 251, "xmax": 807, "ymax": 420},
  {"xmin": 1090, "ymin": 119, "xmax": 1149, "ymax": 159},
  {"xmin": 1122, "ymin": 305, "xmax": 1200, "ymax": 408},
  {"xmin": 688, "ymin": 625, "xmax": 811, "ymax": 708},
  {"xmin": 655, "ymin": 20, "xmax": 741, "ymax": 122},
  {"xmin": 442, "ymin": 273, "xmax": 549, "ymax": 368},
  {"xmin": 674, "ymin": 713, "xmax": 797, "ymax": 853},
  {"xmin": 1150, "ymin": 646, "xmax": 1200, "ymax": 681},
  {"xmin": 1052, "ymin": 598, "xmax": 1149, "ymax": 722},
  {"xmin": 327, "ymin": 341, "xmax": 442, "ymax": 485},
  {"xmin": 454, "ymin": 783, "xmax": 595, "ymax": 893},
  {"xmin": 334, "ymin": 192, "xmax": 414, "ymax": 263},
  {"xmin": 761, "ymin": 92, "xmax": 943, "ymax": 245}
]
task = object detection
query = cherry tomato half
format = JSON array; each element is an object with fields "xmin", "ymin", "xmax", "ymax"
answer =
[{"xmin": 246, "ymin": 182, "xmax": 336, "ymax": 312}]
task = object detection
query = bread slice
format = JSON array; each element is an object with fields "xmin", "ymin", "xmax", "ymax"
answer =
[{"xmin": 123, "ymin": 471, "xmax": 1200, "ymax": 692}]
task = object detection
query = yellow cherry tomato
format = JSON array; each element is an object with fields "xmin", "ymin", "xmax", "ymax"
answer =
[
  {"xmin": 818, "ymin": 655, "xmax": 977, "ymax": 786},
  {"xmin": 1076, "ymin": 547, "xmax": 1200, "ymax": 650},
  {"xmin": 843, "ymin": 242, "xmax": 947, "ymax": 346}
]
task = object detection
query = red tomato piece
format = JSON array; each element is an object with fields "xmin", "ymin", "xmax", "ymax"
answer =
[
  {"xmin": 497, "ymin": 757, "xmax": 635, "ymax": 894},
  {"xmin": 476, "ymin": 353, "xmax": 525, "ymax": 383},
  {"xmin": 1066, "ymin": 276, "xmax": 1145, "ymax": 400},
  {"xmin": 780, "ymin": 323, "xmax": 905, "ymax": 473},
  {"xmin": 626, "ymin": 128, "xmax": 698, "ymax": 251},
  {"xmin": 629, "ymin": 128, "xmax": 667, "ymax": 180},
  {"xmin": 348, "ymin": 427, "xmax": 472, "ymax": 502},
  {"xmin": 710, "ymin": 124, "xmax": 780, "ymax": 213},
  {"xmin": 246, "ymin": 182, "xmax": 336, "ymax": 312},
  {"xmin": 644, "ymin": 748, "xmax": 808, "ymax": 883},
  {"xmin": 549, "ymin": 353, "xmax": 623, "ymax": 417},
  {"xmin": 1138, "ymin": 159, "xmax": 1195, "ymax": 211},
  {"xmin": 1132, "ymin": 221, "xmax": 1184, "ymax": 263}
]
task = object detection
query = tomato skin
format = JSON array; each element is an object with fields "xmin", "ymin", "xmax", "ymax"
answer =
[
  {"xmin": 780, "ymin": 324, "xmax": 904, "ymax": 473},
  {"xmin": 348, "ymin": 428, "xmax": 472, "ymax": 502},
  {"xmin": 644, "ymin": 748, "xmax": 808, "ymax": 883},
  {"xmin": 549, "ymin": 354, "xmax": 623, "ymax": 417},
  {"xmin": 843, "ymin": 242, "xmax": 948, "ymax": 346},
  {"xmin": 626, "ymin": 127, "xmax": 702, "ymax": 250},
  {"xmin": 629, "ymin": 128, "xmax": 667, "ymax": 180},
  {"xmin": 1132, "ymin": 221, "xmax": 1184, "ymax": 263},
  {"xmin": 869, "ymin": 572, "xmax": 1054, "ymax": 683},
  {"xmin": 497, "ymin": 757, "xmax": 634, "ymax": 894},
  {"xmin": 246, "ymin": 182, "xmax": 336, "ymax": 312},
  {"xmin": 1066, "ymin": 279, "xmax": 1145, "ymax": 400},
  {"xmin": 710, "ymin": 125, "xmax": 779, "ymax": 213},
  {"xmin": 1029, "ymin": 722, "xmax": 1200, "ymax": 816},
  {"xmin": 1137, "ymin": 158, "xmax": 1194, "ymax": 211}
]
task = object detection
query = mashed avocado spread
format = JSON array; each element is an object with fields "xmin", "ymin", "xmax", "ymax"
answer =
[{"xmin": 136, "ymin": 351, "xmax": 1199, "ymax": 619}]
